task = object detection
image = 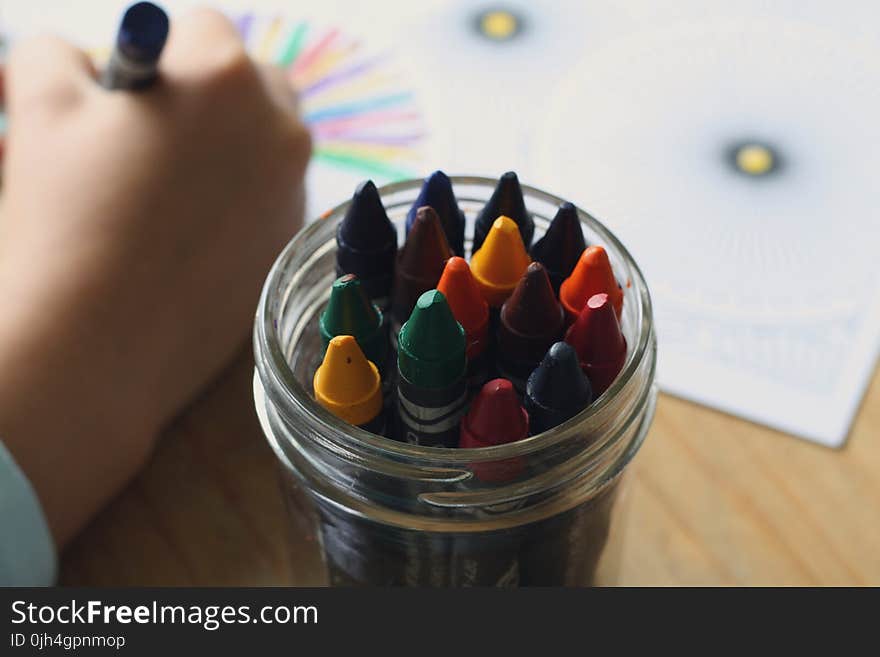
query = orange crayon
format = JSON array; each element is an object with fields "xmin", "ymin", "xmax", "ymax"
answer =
[
  {"xmin": 438, "ymin": 257, "xmax": 489, "ymax": 360},
  {"xmin": 559, "ymin": 245, "xmax": 623, "ymax": 323},
  {"xmin": 438, "ymin": 256, "xmax": 491, "ymax": 389},
  {"xmin": 469, "ymin": 215, "xmax": 531, "ymax": 309},
  {"xmin": 313, "ymin": 335, "xmax": 385, "ymax": 433}
]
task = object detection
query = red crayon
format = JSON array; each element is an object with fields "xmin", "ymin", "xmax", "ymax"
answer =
[
  {"xmin": 454, "ymin": 379, "xmax": 528, "ymax": 586},
  {"xmin": 565, "ymin": 293, "xmax": 627, "ymax": 396},
  {"xmin": 559, "ymin": 245, "xmax": 623, "ymax": 324},
  {"xmin": 460, "ymin": 378, "xmax": 528, "ymax": 482}
]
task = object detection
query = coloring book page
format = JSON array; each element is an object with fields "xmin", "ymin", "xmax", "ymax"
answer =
[{"xmin": 4, "ymin": 0, "xmax": 879, "ymax": 446}]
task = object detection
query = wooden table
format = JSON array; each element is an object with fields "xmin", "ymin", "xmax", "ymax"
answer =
[{"xmin": 60, "ymin": 345, "xmax": 880, "ymax": 586}]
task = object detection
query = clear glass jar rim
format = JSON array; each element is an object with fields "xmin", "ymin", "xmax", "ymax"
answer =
[{"xmin": 254, "ymin": 175, "xmax": 656, "ymax": 465}]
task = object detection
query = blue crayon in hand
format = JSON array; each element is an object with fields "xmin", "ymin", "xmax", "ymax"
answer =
[{"xmin": 102, "ymin": 2, "xmax": 169, "ymax": 90}]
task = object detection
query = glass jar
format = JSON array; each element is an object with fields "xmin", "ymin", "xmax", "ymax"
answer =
[{"xmin": 253, "ymin": 176, "xmax": 657, "ymax": 586}]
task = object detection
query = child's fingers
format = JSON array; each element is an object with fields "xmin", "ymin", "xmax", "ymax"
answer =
[
  {"xmin": 160, "ymin": 7, "xmax": 248, "ymax": 81},
  {"xmin": 259, "ymin": 64, "xmax": 300, "ymax": 114},
  {"xmin": 5, "ymin": 35, "xmax": 96, "ymax": 115}
]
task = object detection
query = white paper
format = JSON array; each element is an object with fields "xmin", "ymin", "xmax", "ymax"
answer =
[{"xmin": 4, "ymin": 1, "xmax": 879, "ymax": 446}]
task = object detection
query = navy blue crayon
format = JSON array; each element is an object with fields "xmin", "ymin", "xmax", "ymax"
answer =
[
  {"xmin": 405, "ymin": 171, "xmax": 466, "ymax": 257},
  {"xmin": 472, "ymin": 171, "xmax": 534, "ymax": 255},
  {"xmin": 524, "ymin": 342, "xmax": 593, "ymax": 435},
  {"xmin": 530, "ymin": 202, "xmax": 588, "ymax": 294},
  {"xmin": 336, "ymin": 180, "xmax": 398, "ymax": 309},
  {"xmin": 102, "ymin": 2, "xmax": 169, "ymax": 90}
]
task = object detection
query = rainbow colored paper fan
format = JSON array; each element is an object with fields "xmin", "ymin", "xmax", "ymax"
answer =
[{"xmin": 238, "ymin": 13, "xmax": 426, "ymax": 184}]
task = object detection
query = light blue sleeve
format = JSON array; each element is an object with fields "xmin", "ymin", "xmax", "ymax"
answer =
[{"xmin": 0, "ymin": 438, "xmax": 57, "ymax": 586}]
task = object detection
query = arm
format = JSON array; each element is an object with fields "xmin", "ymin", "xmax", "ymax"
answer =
[{"xmin": 0, "ymin": 8, "xmax": 310, "ymax": 558}]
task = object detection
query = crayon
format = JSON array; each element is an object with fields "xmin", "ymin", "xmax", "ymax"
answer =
[
  {"xmin": 459, "ymin": 378, "xmax": 528, "ymax": 480},
  {"xmin": 102, "ymin": 2, "xmax": 169, "ymax": 90},
  {"xmin": 390, "ymin": 207, "xmax": 453, "ymax": 337},
  {"xmin": 559, "ymin": 245, "xmax": 623, "ymax": 323},
  {"xmin": 452, "ymin": 378, "xmax": 528, "ymax": 586},
  {"xmin": 320, "ymin": 274, "xmax": 389, "ymax": 377},
  {"xmin": 517, "ymin": 481, "xmax": 618, "ymax": 585},
  {"xmin": 469, "ymin": 215, "xmax": 531, "ymax": 309},
  {"xmin": 396, "ymin": 290, "xmax": 468, "ymax": 447},
  {"xmin": 565, "ymin": 293, "xmax": 627, "ymax": 397},
  {"xmin": 529, "ymin": 202, "xmax": 587, "ymax": 294},
  {"xmin": 496, "ymin": 262, "xmax": 565, "ymax": 392},
  {"xmin": 437, "ymin": 257, "xmax": 490, "ymax": 390},
  {"xmin": 313, "ymin": 335, "xmax": 385, "ymax": 434},
  {"xmin": 314, "ymin": 329, "xmax": 447, "ymax": 584},
  {"xmin": 472, "ymin": 172, "xmax": 534, "ymax": 254},
  {"xmin": 336, "ymin": 180, "xmax": 398, "ymax": 309},
  {"xmin": 405, "ymin": 171, "xmax": 466, "ymax": 257},
  {"xmin": 524, "ymin": 342, "xmax": 593, "ymax": 435},
  {"xmin": 319, "ymin": 505, "xmax": 452, "ymax": 586}
]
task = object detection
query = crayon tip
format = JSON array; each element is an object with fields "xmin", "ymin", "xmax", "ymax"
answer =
[
  {"xmin": 559, "ymin": 245, "xmax": 623, "ymax": 322},
  {"xmin": 497, "ymin": 263, "xmax": 565, "ymax": 383},
  {"xmin": 501, "ymin": 262, "xmax": 564, "ymax": 341},
  {"xmin": 525, "ymin": 342, "xmax": 593, "ymax": 434},
  {"xmin": 460, "ymin": 378, "xmax": 528, "ymax": 482},
  {"xmin": 398, "ymin": 290, "xmax": 466, "ymax": 388},
  {"xmin": 473, "ymin": 171, "xmax": 534, "ymax": 253},
  {"xmin": 392, "ymin": 207, "xmax": 453, "ymax": 325},
  {"xmin": 469, "ymin": 215, "xmax": 532, "ymax": 308},
  {"xmin": 437, "ymin": 257, "xmax": 489, "ymax": 358},
  {"xmin": 336, "ymin": 180, "xmax": 398, "ymax": 302},
  {"xmin": 565, "ymin": 293, "xmax": 627, "ymax": 396},
  {"xmin": 338, "ymin": 180, "xmax": 396, "ymax": 249},
  {"xmin": 118, "ymin": 2, "xmax": 169, "ymax": 62},
  {"xmin": 398, "ymin": 206, "xmax": 453, "ymax": 275},
  {"xmin": 320, "ymin": 274, "xmax": 387, "ymax": 369},
  {"xmin": 529, "ymin": 202, "xmax": 587, "ymax": 293},
  {"xmin": 314, "ymin": 335, "xmax": 383, "ymax": 427},
  {"xmin": 406, "ymin": 171, "xmax": 466, "ymax": 256},
  {"xmin": 460, "ymin": 379, "xmax": 529, "ymax": 448}
]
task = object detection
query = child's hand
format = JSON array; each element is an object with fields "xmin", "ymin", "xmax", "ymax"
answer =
[{"xmin": 0, "ymin": 9, "xmax": 311, "ymax": 547}]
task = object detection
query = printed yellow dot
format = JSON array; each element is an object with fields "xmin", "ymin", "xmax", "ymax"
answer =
[
  {"xmin": 735, "ymin": 144, "xmax": 774, "ymax": 176},
  {"xmin": 480, "ymin": 10, "xmax": 518, "ymax": 40}
]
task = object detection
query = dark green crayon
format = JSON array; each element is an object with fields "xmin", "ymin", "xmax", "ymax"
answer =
[
  {"xmin": 320, "ymin": 274, "xmax": 389, "ymax": 376},
  {"xmin": 396, "ymin": 290, "xmax": 468, "ymax": 447}
]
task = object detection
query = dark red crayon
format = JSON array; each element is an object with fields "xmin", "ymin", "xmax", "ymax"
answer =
[
  {"xmin": 496, "ymin": 263, "xmax": 565, "ymax": 391},
  {"xmin": 565, "ymin": 293, "xmax": 627, "ymax": 397},
  {"xmin": 529, "ymin": 202, "xmax": 587, "ymax": 294},
  {"xmin": 453, "ymin": 378, "xmax": 528, "ymax": 586},
  {"xmin": 460, "ymin": 378, "xmax": 529, "ymax": 482},
  {"xmin": 390, "ymin": 206, "xmax": 453, "ymax": 334}
]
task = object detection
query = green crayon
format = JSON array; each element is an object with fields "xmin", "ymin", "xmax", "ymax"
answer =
[
  {"xmin": 320, "ymin": 274, "xmax": 389, "ymax": 376},
  {"xmin": 396, "ymin": 290, "xmax": 468, "ymax": 447}
]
